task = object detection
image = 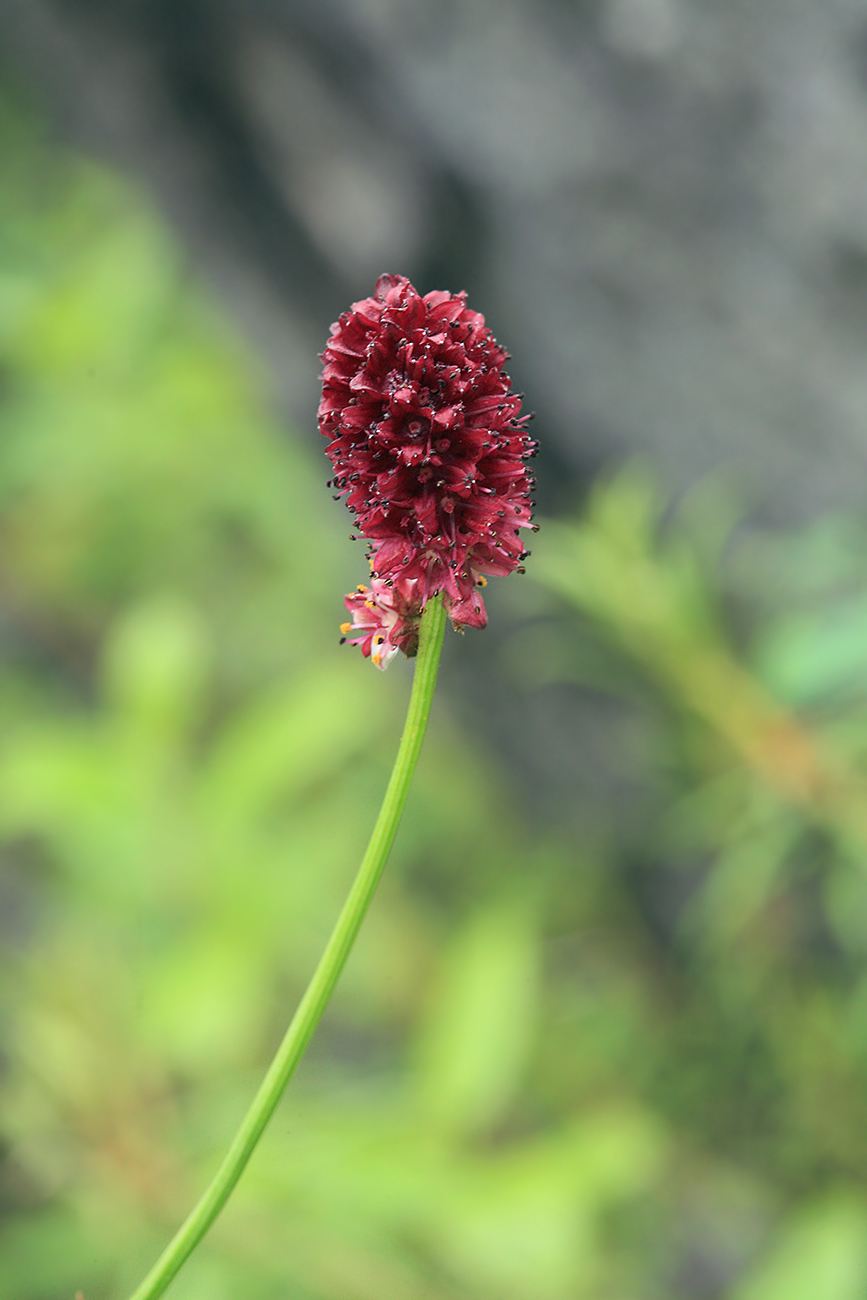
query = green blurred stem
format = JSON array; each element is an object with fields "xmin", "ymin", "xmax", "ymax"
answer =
[{"xmin": 128, "ymin": 594, "xmax": 447, "ymax": 1300}]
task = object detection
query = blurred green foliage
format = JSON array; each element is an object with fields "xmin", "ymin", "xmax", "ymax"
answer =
[{"xmin": 4, "ymin": 93, "xmax": 867, "ymax": 1300}]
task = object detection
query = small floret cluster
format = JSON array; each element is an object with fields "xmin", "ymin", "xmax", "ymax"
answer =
[{"xmin": 320, "ymin": 273, "xmax": 536, "ymax": 668}]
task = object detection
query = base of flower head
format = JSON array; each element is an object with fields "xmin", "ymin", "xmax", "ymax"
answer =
[
  {"xmin": 340, "ymin": 579, "xmax": 420, "ymax": 670},
  {"xmin": 340, "ymin": 561, "xmax": 490, "ymax": 669}
]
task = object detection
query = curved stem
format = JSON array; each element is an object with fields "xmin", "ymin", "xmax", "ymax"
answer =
[{"xmin": 128, "ymin": 594, "xmax": 447, "ymax": 1300}]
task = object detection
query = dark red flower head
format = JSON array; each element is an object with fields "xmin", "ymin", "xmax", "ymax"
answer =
[{"xmin": 320, "ymin": 273, "xmax": 536, "ymax": 666}]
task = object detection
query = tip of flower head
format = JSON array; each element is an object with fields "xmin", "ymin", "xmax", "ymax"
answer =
[
  {"xmin": 321, "ymin": 274, "xmax": 535, "ymax": 666},
  {"xmin": 375, "ymin": 272, "xmax": 406, "ymax": 300}
]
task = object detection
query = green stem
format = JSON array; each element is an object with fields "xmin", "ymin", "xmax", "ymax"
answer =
[{"xmin": 128, "ymin": 594, "xmax": 447, "ymax": 1300}]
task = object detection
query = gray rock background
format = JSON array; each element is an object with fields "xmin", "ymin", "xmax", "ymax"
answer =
[{"xmin": 4, "ymin": 0, "xmax": 867, "ymax": 521}]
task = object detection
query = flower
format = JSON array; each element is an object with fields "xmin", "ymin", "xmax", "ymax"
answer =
[
  {"xmin": 340, "ymin": 577, "xmax": 421, "ymax": 671},
  {"xmin": 320, "ymin": 273, "xmax": 536, "ymax": 665}
]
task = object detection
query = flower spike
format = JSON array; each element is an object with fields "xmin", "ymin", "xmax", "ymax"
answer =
[{"xmin": 320, "ymin": 274, "xmax": 536, "ymax": 665}]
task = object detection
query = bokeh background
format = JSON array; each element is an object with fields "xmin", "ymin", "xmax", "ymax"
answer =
[{"xmin": 3, "ymin": 2, "xmax": 867, "ymax": 1298}]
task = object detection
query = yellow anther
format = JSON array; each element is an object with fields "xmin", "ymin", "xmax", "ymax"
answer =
[
  {"xmin": 365, "ymin": 600, "xmax": 375, "ymax": 609},
  {"xmin": 477, "ymin": 575, "xmax": 488, "ymax": 586},
  {"xmin": 340, "ymin": 622, "xmax": 352, "ymax": 634}
]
